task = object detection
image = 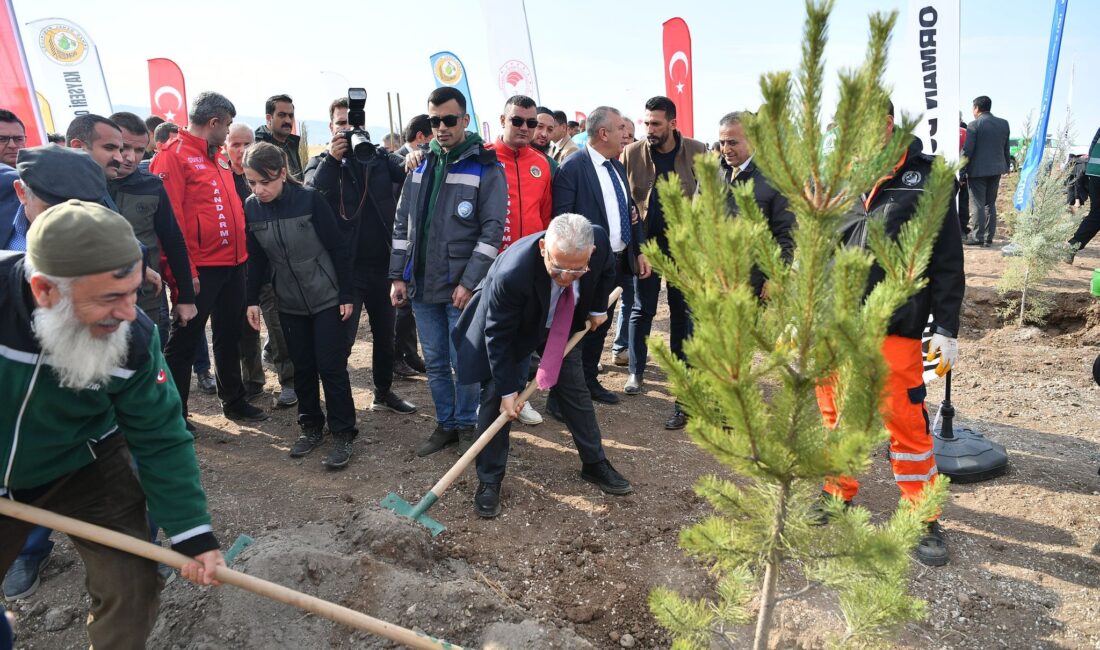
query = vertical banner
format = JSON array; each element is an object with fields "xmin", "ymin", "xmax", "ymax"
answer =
[
  {"xmin": 0, "ymin": 0, "xmax": 46, "ymax": 146},
  {"xmin": 662, "ymin": 18, "xmax": 694, "ymax": 138},
  {"xmin": 479, "ymin": 0, "xmax": 541, "ymax": 106},
  {"xmin": 902, "ymin": 0, "xmax": 960, "ymax": 162},
  {"xmin": 574, "ymin": 111, "xmax": 586, "ymax": 124},
  {"xmin": 429, "ymin": 51, "xmax": 479, "ymax": 136},
  {"xmin": 21, "ymin": 17, "xmax": 112, "ymax": 135},
  {"xmin": 148, "ymin": 58, "xmax": 188, "ymax": 127},
  {"xmin": 1014, "ymin": 0, "xmax": 1069, "ymax": 210}
]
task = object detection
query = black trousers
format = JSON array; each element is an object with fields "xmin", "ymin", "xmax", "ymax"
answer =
[
  {"xmin": 476, "ymin": 347, "xmax": 606, "ymax": 484},
  {"xmin": 281, "ymin": 307, "xmax": 357, "ymax": 435},
  {"xmin": 394, "ymin": 303, "xmax": 419, "ymax": 362},
  {"xmin": 957, "ymin": 177, "xmax": 971, "ymax": 235},
  {"xmin": 1070, "ymin": 175, "xmax": 1100, "ymax": 249},
  {"xmin": 345, "ymin": 269, "xmax": 395, "ymax": 396},
  {"xmin": 582, "ymin": 253, "xmax": 632, "ymax": 384},
  {"xmin": 968, "ymin": 174, "xmax": 1001, "ymax": 244},
  {"xmin": 163, "ymin": 264, "xmax": 247, "ymax": 415}
]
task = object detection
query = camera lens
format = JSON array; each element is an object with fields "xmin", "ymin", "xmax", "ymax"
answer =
[{"xmin": 349, "ymin": 130, "xmax": 375, "ymax": 161}]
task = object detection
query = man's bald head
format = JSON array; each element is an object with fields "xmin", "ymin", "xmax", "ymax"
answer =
[{"xmin": 224, "ymin": 123, "xmax": 255, "ymax": 171}]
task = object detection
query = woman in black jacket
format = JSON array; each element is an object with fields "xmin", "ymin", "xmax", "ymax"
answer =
[{"xmin": 243, "ymin": 142, "xmax": 357, "ymax": 468}]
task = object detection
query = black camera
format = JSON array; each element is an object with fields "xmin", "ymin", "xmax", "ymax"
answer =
[{"xmin": 344, "ymin": 87, "xmax": 376, "ymax": 162}]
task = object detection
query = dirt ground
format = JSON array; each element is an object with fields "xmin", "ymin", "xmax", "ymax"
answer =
[{"xmin": 6, "ymin": 188, "xmax": 1100, "ymax": 649}]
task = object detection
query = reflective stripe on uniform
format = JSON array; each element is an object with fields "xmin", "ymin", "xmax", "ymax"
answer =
[
  {"xmin": 890, "ymin": 449, "xmax": 934, "ymax": 462},
  {"xmin": 475, "ymin": 242, "xmax": 499, "ymax": 259},
  {"xmin": 445, "ymin": 173, "xmax": 481, "ymax": 187},
  {"xmin": 393, "ymin": 239, "xmax": 409, "ymax": 251},
  {"xmin": 894, "ymin": 467, "xmax": 939, "ymax": 483}
]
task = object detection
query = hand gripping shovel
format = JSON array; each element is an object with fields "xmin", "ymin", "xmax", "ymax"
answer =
[
  {"xmin": 381, "ymin": 286, "xmax": 623, "ymax": 536},
  {"xmin": 0, "ymin": 499, "xmax": 462, "ymax": 650}
]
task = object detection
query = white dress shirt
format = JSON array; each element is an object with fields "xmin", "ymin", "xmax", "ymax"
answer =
[{"xmin": 586, "ymin": 145, "xmax": 627, "ymax": 252}]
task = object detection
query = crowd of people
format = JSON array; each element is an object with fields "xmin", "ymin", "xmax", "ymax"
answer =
[{"xmin": 0, "ymin": 84, "xmax": 1095, "ymax": 648}]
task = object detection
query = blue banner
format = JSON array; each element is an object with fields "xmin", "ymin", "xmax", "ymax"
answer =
[
  {"xmin": 1013, "ymin": 0, "xmax": 1069, "ymax": 210},
  {"xmin": 429, "ymin": 51, "xmax": 479, "ymax": 138}
]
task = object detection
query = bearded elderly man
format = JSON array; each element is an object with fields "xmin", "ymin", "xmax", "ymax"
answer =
[{"xmin": 0, "ymin": 200, "xmax": 223, "ymax": 649}]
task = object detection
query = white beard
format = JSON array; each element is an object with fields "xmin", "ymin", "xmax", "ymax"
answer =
[{"xmin": 32, "ymin": 294, "xmax": 132, "ymax": 389}]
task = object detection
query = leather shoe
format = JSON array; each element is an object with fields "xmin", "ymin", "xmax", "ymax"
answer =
[
  {"xmin": 474, "ymin": 481, "xmax": 502, "ymax": 518},
  {"xmin": 393, "ymin": 358, "xmax": 418, "ymax": 379},
  {"xmin": 580, "ymin": 459, "xmax": 633, "ymax": 495},
  {"xmin": 196, "ymin": 370, "xmax": 217, "ymax": 394},
  {"xmin": 416, "ymin": 425, "xmax": 458, "ymax": 457},
  {"xmin": 588, "ymin": 380, "xmax": 620, "ymax": 405},
  {"xmin": 624, "ymin": 374, "xmax": 643, "ymax": 395},
  {"xmin": 405, "ymin": 354, "xmax": 427, "ymax": 373},
  {"xmin": 371, "ymin": 391, "xmax": 417, "ymax": 414},
  {"xmin": 224, "ymin": 400, "xmax": 269, "ymax": 422},
  {"xmin": 664, "ymin": 406, "xmax": 688, "ymax": 430}
]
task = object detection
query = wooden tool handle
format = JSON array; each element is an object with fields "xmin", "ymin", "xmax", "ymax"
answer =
[
  {"xmin": 0, "ymin": 499, "xmax": 459, "ymax": 650},
  {"xmin": 428, "ymin": 286, "xmax": 623, "ymax": 498}
]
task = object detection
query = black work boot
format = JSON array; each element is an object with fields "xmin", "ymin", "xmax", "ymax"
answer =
[
  {"xmin": 289, "ymin": 423, "xmax": 324, "ymax": 458},
  {"xmin": 322, "ymin": 431, "xmax": 355, "ymax": 469},
  {"xmin": 474, "ymin": 481, "xmax": 502, "ymax": 518},
  {"xmin": 916, "ymin": 520, "xmax": 949, "ymax": 566},
  {"xmin": 416, "ymin": 425, "xmax": 458, "ymax": 457}
]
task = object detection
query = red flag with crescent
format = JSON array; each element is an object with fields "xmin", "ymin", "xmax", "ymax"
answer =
[
  {"xmin": 662, "ymin": 17, "xmax": 694, "ymax": 138},
  {"xmin": 0, "ymin": 0, "xmax": 46, "ymax": 146},
  {"xmin": 574, "ymin": 111, "xmax": 586, "ymax": 123},
  {"xmin": 147, "ymin": 58, "xmax": 188, "ymax": 127}
]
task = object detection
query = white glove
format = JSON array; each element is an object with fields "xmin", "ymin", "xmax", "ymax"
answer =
[{"xmin": 926, "ymin": 333, "xmax": 958, "ymax": 376}]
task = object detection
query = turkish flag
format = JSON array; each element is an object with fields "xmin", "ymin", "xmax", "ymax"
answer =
[
  {"xmin": 574, "ymin": 111, "xmax": 586, "ymax": 123},
  {"xmin": 148, "ymin": 58, "xmax": 188, "ymax": 127},
  {"xmin": 662, "ymin": 17, "xmax": 694, "ymax": 138},
  {"xmin": 0, "ymin": 0, "xmax": 46, "ymax": 146}
]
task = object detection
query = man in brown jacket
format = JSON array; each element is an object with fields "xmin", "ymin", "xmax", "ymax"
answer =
[{"xmin": 620, "ymin": 96, "xmax": 707, "ymax": 429}]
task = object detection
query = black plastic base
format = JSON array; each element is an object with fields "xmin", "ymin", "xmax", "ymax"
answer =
[{"xmin": 933, "ymin": 426, "xmax": 1010, "ymax": 483}]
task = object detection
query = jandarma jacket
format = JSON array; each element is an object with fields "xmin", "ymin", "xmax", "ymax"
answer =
[
  {"xmin": 484, "ymin": 139, "xmax": 554, "ymax": 250},
  {"xmin": 0, "ymin": 252, "xmax": 218, "ymax": 556},
  {"xmin": 389, "ymin": 133, "xmax": 507, "ymax": 303}
]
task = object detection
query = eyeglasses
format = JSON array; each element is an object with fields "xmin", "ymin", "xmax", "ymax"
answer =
[
  {"xmin": 429, "ymin": 114, "xmax": 463, "ymax": 128},
  {"xmin": 509, "ymin": 117, "xmax": 538, "ymax": 129},
  {"xmin": 0, "ymin": 135, "xmax": 27, "ymax": 146},
  {"xmin": 544, "ymin": 250, "xmax": 588, "ymax": 278}
]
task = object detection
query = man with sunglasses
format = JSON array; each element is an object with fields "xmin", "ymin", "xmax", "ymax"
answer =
[
  {"xmin": 485, "ymin": 95, "xmax": 556, "ymax": 426},
  {"xmin": 390, "ymin": 87, "xmax": 506, "ymax": 458},
  {"xmin": 453, "ymin": 214, "xmax": 633, "ymax": 518}
]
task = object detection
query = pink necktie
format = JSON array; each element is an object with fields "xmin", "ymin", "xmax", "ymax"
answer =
[{"xmin": 537, "ymin": 287, "xmax": 575, "ymax": 390}]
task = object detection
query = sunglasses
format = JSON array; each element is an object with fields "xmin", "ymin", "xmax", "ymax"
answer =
[
  {"xmin": 429, "ymin": 114, "xmax": 464, "ymax": 128},
  {"xmin": 509, "ymin": 117, "xmax": 538, "ymax": 129}
]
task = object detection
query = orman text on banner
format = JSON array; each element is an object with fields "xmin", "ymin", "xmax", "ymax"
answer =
[
  {"xmin": 479, "ymin": 0, "xmax": 541, "ymax": 107},
  {"xmin": 0, "ymin": 0, "xmax": 46, "ymax": 146},
  {"xmin": 20, "ymin": 17, "xmax": 112, "ymax": 136},
  {"xmin": 148, "ymin": 58, "xmax": 188, "ymax": 128},
  {"xmin": 429, "ymin": 51, "xmax": 479, "ymax": 138},
  {"xmin": 1014, "ymin": 0, "xmax": 1069, "ymax": 211},
  {"xmin": 662, "ymin": 18, "xmax": 694, "ymax": 138},
  {"xmin": 901, "ymin": 0, "xmax": 960, "ymax": 163}
]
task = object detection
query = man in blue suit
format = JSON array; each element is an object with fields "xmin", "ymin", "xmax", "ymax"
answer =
[
  {"xmin": 551, "ymin": 106, "xmax": 650, "ymax": 405},
  {"xmin": 453, "ymin": 214, "xmax": 633, "ymax": 517}
]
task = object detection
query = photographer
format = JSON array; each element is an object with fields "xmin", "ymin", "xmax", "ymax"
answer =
[{"xmin": 304, "ymin": 94, "xmax": 416, "ymax": 415}]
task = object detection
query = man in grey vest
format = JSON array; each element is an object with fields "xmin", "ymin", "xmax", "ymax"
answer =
[{"xmin": 962, "ymin": 95, "xmax": 1011, "ymax": 247}]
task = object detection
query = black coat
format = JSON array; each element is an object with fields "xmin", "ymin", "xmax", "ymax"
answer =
[
  {"xmin": 962, "ymin": 112, "xmax": 1011, "ymax": 178},
  {"xmin": 452, "ymin": 228, "xmax": 616, "ymax": 396},
  {"xmin": 551, "ymin": 147, "xmax": 645, "ymax": 274},
  {"xmin": 304, "ymin": 150, "xmax": 407, "ymax": 273},
  {"xmin": 718, "ymin": 157, "xmax": 797, "ymax": 294}
]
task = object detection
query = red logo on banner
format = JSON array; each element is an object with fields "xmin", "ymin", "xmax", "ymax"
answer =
[
  {"xmin": 662, "ymin": 17, "xmax": 694, "ymax": 138},
  {"xmin": 147, "ymin": 58, "xmax": 188, "ymax": 127}
]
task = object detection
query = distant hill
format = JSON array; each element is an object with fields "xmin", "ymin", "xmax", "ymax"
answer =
[{"xmin": 113, "ymin": 104, "xmax": 394, "ymax": 145}]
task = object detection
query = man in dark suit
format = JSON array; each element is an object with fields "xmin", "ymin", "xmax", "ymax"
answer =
[
  {"xmin": 962, "ymin": 95, "xmax": 1011, "ymax": 247},
  {"xmin": 453, "ymin": 214, "xmax": 633, "ymax": 517},
  {"xmin": 552, "ymin": 106, "xmax": 650, "ymax": 405}
]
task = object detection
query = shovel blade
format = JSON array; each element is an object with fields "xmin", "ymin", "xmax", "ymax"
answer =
[{"xmin": 379, "ymin": 493, "xmax": 447, "ymax": 537}]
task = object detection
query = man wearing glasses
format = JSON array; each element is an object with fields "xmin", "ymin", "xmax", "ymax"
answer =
[
  {"xmin": 0, "ymin": 110, "xmax": 27, "ymax": 167},
  {"xmin": 453, "ymin": 214, "xmax": 633, "ymax": 517},
  {"xmin": 390, "ymin": 87, "xmax": 506, "ymax": 458},
  {"xmin": 0, "ymin": 110, "xmax": 28, "ymax": 241}
]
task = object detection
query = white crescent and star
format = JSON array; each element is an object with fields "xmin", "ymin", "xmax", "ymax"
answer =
[
  {"xmin": 668, "ymin": 51, "xmax": 689, "ymax": 94},
  {"xmin": 154, "ymin": 85, "xmax": 183, "ymax": 111}
]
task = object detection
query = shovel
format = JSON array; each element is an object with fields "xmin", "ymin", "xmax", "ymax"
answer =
[
  {"xmin": 0, "ymin": 499, "xmax": 462, "ymax": 650},
  {"xmin": 382, "ymin": 286, "xmax": 623, "ymax": 536}
]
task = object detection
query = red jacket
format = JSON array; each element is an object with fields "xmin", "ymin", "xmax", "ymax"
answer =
[
  {"xmin": 150, "ymin": 129, "xmax": 248, "ymax": 268},
  {"xmin": 486, "ymin": 140, "xmax": 553, "ymax": 250}
]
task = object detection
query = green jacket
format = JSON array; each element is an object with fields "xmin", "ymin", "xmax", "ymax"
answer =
[{"xmin": 0, "ymin": 252, "xmax": 217, "ymax": 554}]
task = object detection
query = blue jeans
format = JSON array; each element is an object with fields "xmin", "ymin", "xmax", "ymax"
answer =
[
  {"xmin": 611, "ymin": 278, "xmax": 634, "ymax": 353},
  {"xmin": 14, "ymin": 526, "xmax": 53, "ymax": 564},
  {"xmin": 411, "ymin": 300, "xmax": 478, "ymax": 429}
]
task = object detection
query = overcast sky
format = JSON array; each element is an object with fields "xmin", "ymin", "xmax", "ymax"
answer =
[{"xmin": 10, "ymin": 0, "xmax": 1097, "ymax": 147}]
